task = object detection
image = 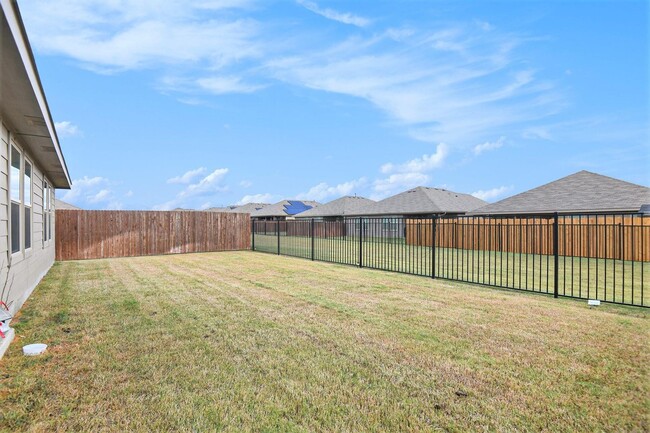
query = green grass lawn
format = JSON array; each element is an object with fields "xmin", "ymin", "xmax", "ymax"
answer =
[
  {"xmin": 254, "ymin": 234, "xmax": 649, "ymax": 306},
  {"xmin": 1, "ymin": 251, "xmax": 648, "ymax": 432}
]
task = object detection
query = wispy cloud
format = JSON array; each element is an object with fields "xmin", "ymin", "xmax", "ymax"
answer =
[
  {"xmin": 296, "ymin": 178, "xmax": 367, "ymax": 201},
  {"xmin": 372, "ymin": 172, "xmax": 430, "ymax": 200},
  {"xmin": 155, "ymin": 168, "xmax": 230, "ymax": 210},
  {"xmin": 54, "ymin": 120, "xmax": 81, "ymax": 137},
  {"xmin": 297, "ymin": 0, "xmax": 370, "ymax": 28},
  {"xmin": 25, "ymin": 2, "xmax": 561, "ymax": 152},
  {"xmin": 236, "ymin": 193, "xmax": 275, "ymax": 205},
  {"xmin": 371, "ymin": 143, "xmax": 448, "ymax": 199},
  {"xmin": 471, "ymin": 185, "xmax": 512, "ymax": 202},
  {"xmin": 167, "ymin": 167, "xmax": 207, "ymax": 184},
  {"xmin": 381, "ymin": 144, "xmax": 449, "ymax": 174},
  {"xmin": 268, "ymin": 24, "xmax": 560, "ymax": 148},
  {"xmin": 21, "ymin": 1, "xmax": 261, "ymax": 77},
  {"xmin": 61, "ymin": 176, "xmax": 122, "ymax": 209},
  {"xmin": 473, "ymin": 136, "xmax": 505, "ymax": 155},
  {"xmin": 196, "ymin": 76, "xmax": 264, "ymax": 95}
]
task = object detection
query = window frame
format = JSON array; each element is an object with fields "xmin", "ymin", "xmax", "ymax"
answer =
[
  {"xmin": 24, "ymin": 157, "xmax": 33, "ymax": 253},
  {"xmin": 9, "ymin": 143, "xmax": 22, "ymax": 257},
  {"xmin": 48, "ymin": 184, "xmax": 53, "ymax": 242},
  {"xmin": 43, "ymin": 179, "xmax": 48, "ymax": 247}
]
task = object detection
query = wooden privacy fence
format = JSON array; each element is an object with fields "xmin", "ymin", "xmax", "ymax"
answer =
[
  {"xmin": 405, "ymin": 215, "xmax": 650, "ymax": 262},
  {"xmin": 56, "ymin": 210, "xmax": 251, "ymax": 261}
]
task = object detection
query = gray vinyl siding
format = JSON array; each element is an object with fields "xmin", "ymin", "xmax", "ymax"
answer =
[{"xmin": 1, "ymin": 119, "xmax": 55, "ymax": 316}]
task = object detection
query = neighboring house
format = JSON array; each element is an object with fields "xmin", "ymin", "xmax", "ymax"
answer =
[
  {"xmin": 362, "ymin": 186, "xmax": 487, "ymax": 218},
  {"xmin": 224, "ymin": 202, "xmax": 270, "ymax": 214},
  {"xmin": 250, "ymin": 200, "xmax": 320, "ymax": 220},
  {"xmin": 469, "ymin": 171, "xmax": 650, "ymax": 216},
  {"xmin": 350, "ymin": 186, "xmax": 486, "ymax": 238},
  {"xmin": 295, "ymin": 196, "xmax": 375, "ymax": 220},
  {"xmin": 55, "ymin": 199, "xmax": 80, "ymax": 210},
  {"xmin": 206, "ymin": 203, "xmax": 270, "ymax": 214},
  {"xmin": 1, "ymin": 0, "xmax": 72, "ymax": 356}
]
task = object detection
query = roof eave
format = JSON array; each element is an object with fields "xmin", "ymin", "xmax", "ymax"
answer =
[{"xmin": 1, "ymin": 0, "xmax": 71, "ymax": 189}]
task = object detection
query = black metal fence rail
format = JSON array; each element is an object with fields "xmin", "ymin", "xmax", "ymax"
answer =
[{"xmin": 252, "ymin": 214, "xmax": 649, "ymax": 307}]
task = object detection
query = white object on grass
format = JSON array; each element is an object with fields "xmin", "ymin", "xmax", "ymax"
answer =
[
  {"xmin": 587, "ymin": 299, "xmax": 601, "ymax": 307},
  {"xmin": 23, "ymin": 343, "xmax": 47, "ymax": 356}
]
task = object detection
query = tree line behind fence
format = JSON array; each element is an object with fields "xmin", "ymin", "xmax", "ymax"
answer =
[{"xmin": 253, "ymin": 214, "xmax": 649, "ymax": 307}]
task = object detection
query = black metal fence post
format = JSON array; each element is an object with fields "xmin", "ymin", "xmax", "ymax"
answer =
[
  {"xmin": 277, "ymin": 220, "xmax": 280, "ymax": 255},
  {"xmin": 311, "ymin": 218, "xmax": 315, "ymax": 261},
  {"xmin": 553, "ymin": 212, "xmax": 559, "ymax": 298},
  {"xmin": 251, "ymin": 219, "xmax": 255, "ymax": 251},
  {"xmin": 359, "ymin": 217, "xmax": 363, "ymax": 268},
  {"xmin": 431, "ymin": 216, "xmax": 437, "ymax": 279}
]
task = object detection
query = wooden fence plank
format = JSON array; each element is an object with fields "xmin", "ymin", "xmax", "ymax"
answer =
[
  {"xmin": 405, "ymin": 215, "xmax": 650, "ymax": 261},
  {"xmin": 55, "ymin": 210, "xmax": 251, "ymax": 261}
]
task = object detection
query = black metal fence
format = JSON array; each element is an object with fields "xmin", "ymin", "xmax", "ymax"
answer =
[{"xmin": 252, "ymin": 214, "xmax": 649, "ymax": 307}]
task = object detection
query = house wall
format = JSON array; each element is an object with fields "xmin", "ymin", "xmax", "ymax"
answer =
[{"xmin": 1, "ymin": 118, "xmax": 56, "ymax": 318}]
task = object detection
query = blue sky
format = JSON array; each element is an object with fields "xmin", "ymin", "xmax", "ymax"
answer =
[{"xmin": 20, "ymin": 0, "xmax": 649, "ymax": 210}]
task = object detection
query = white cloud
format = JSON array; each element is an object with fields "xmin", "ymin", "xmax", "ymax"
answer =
[
  {"xmin": 471, "ymin": 186, "xmax": 512, "ymax": 202},
  {"xmin": 197, "ymin": 76, "xmax": 264, "ymax": 94},
  {"xmin": 296, "ymin": 178, "xmax": 367, "ymax": 201},
  {"xmin": 372, "ymin": 172, "xmax": 429, "ymax": 199},
  {"xmin": 155, "ymin": 168, "xmax": 230, "ymax": 210},
  {"xmin": 21, "ymin": 1, "xmax": 260, "ymax": 72},
  {"xmin": 236, "ymin": 193, "xmax": 275, "ymax": 205},
  {"xmin": 522, "ymin": 126, "xmax": 553, "ymax": 141},
  {"xmin": 372, "ymin": 143, "xmax": 449, "ymax": 199},
  {"xmin": 267, "ymin": 23, "xmax": 559, "ymax": 147},
  {"xmin": 87, "ymin": 189, "xmax": 111, "ymax": 203},
  {"xmin": 297, "ymin": 0, "xmax": 371, "ymax": 28},
  {"xmin": 473, "ymin": 136, "xmax": 505, "ymax": 155},
  {"xmin": 23, "ymin": 2, "xmax": 564, "ymax": 152},
  {"xmin": 167, "ymin": 167, "xmax": 207, "ymax": 184},
  {"xmin": 381, "ymin": 143, "xmax": 449, "ymax": 174},
  {"xmin": 61, "ymin": 176, "xmax": 105, "ymax": 202},
  {"xmin": 239, "ymin": 180, "xmax": 253, "ymax": 188},
  {"xmin": 61, "ymin": 176, "xmax": 122, "ymax": 209},
  {"xmin": 54, "ymin": 121, "xmax": 81, "ymax": 137}
]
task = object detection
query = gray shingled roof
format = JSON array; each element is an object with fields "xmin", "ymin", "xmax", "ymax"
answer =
[
  {"xmin": 250, "ymin": 200, "xmax": 321, "ymax": 218},
  {"xmin": 55, "ymin": 199, "xmax": 80, "ymax": 210},
  {"xmin": 295, "ymin": 196, "xmax": 375, "ymax": 218},
  {"xmin": 359, "ymin": 186, "xmax": 486, "ymax": 216},
  {"xmin": 205, "ymin": 203, "xmax": 270, "ymax": 214},
  {"xmin": 469, "ymin": 171, "xmax": 650, "ymax": 215},
  {"xmin": 227, "ymin": 202, "xmax": 270, "ymax": 214}
]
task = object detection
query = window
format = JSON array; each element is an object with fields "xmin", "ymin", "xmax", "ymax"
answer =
[
  {"xmin": 25, "ymin": 160, "xmax": 32, "ymax": 249},
  {"xmin": 10, "ymin": 145, "xmax": 21, "ymax": 254},
  {"xmin": 48, "ymin": 186, "xmax": 53, "ymax": 241},
  {"xmin": 41, "ymin": 180, "xmax": 48, "ymax": 241}
]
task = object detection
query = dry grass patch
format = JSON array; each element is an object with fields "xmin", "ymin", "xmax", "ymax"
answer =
[{"xmin": 0, "ymin": 251, "xmax": 648, "ymax": 432}]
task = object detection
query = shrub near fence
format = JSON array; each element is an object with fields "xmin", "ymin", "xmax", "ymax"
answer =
[
  {"xmin": 252, "ymin": 214, "xmax": 649, "ymax": 307},
  {"xmin": 56, "ymin": 210, "xmax": 250, "ymax": 261}
]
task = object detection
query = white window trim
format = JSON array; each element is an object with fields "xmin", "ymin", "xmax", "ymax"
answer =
[
  {"xmin": 9, "ymin": 140, "xmax": 23, "ymax": 260},
  {"xmin": 43, "ymin": 179, "xmax": 48, "ymax": 248},
  {"xmin": 24, "ymin": 156, "xmax": 33, "ymax": 256}
]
